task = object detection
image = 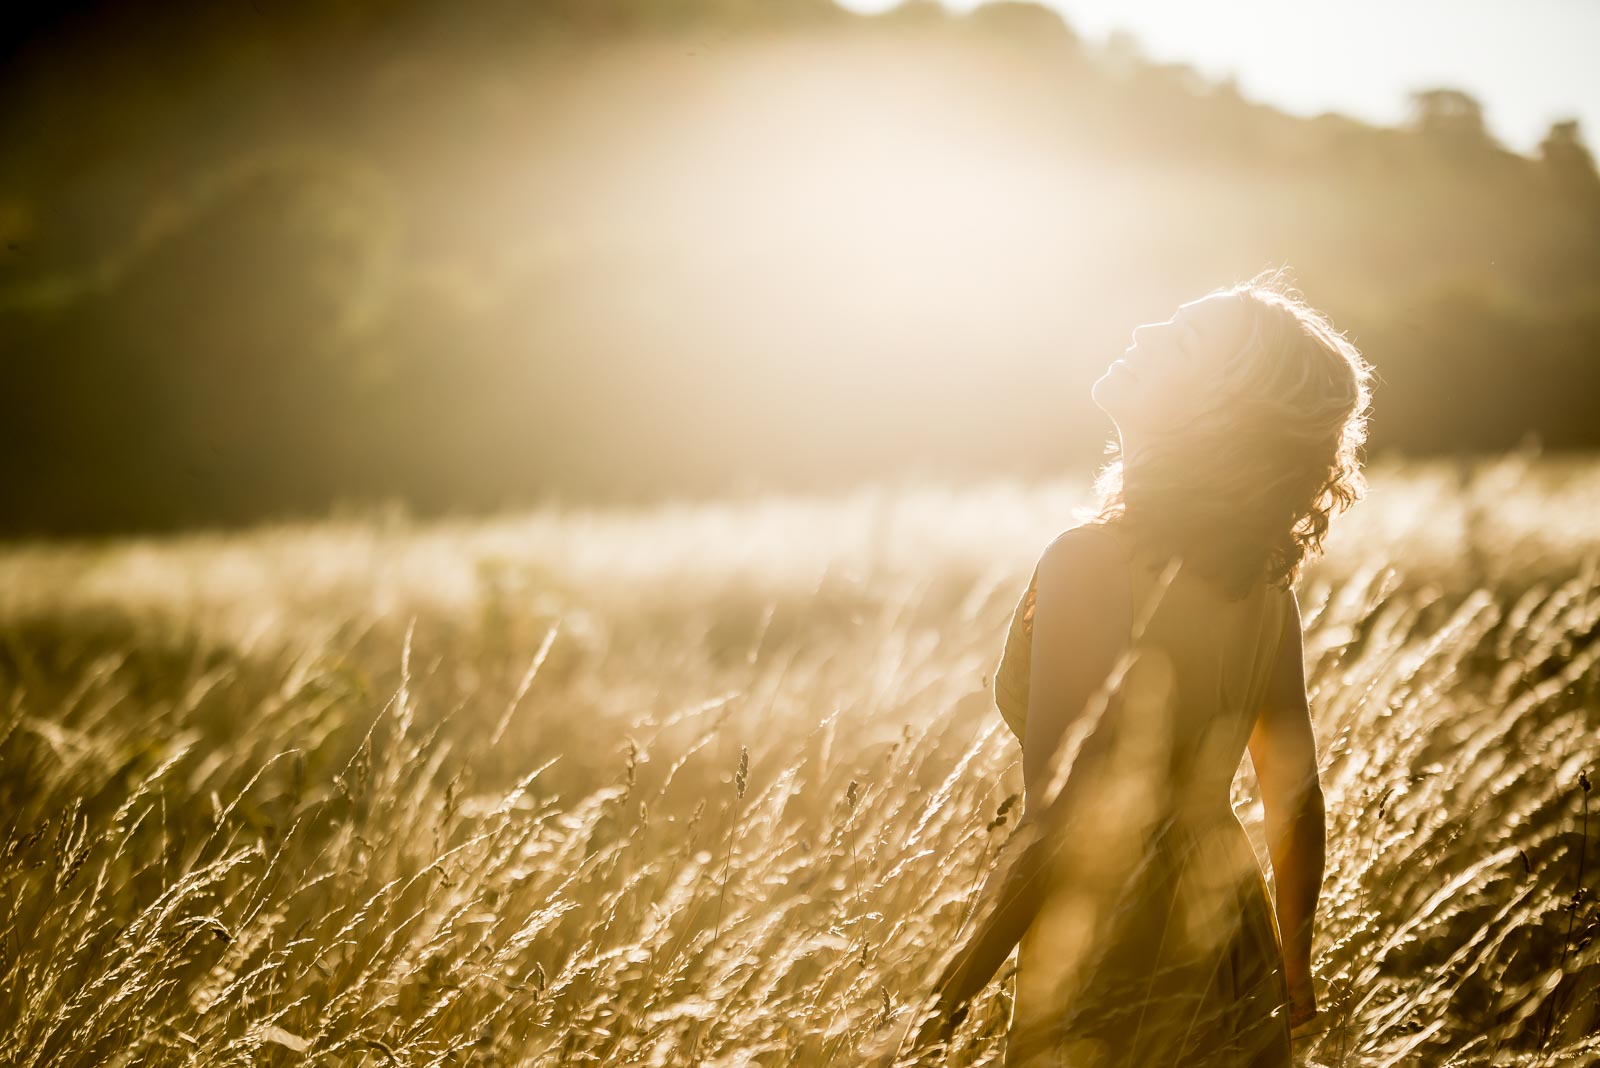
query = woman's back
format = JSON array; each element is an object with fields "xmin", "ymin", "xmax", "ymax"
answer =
[
  {"xmin": 993, "ymin": 522, "xmax": 1295, "ymax": 1067},
  {"xmin": 995, "ymin": 522, "xmax": 1287, "ymax": 802}
]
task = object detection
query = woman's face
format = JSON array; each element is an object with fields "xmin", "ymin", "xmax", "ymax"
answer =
[{"xmin": 1091, "ymin": 292, "xmax": 1255, "ymax": 438}]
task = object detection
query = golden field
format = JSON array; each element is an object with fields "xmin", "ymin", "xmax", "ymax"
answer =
[{"xmin": 1, "ymin": 452, "xmax": 1597, "ymax": 1066}]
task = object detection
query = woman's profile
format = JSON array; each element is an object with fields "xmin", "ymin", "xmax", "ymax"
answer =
[{"xmin": 899, "ymin": 268, "xmax": 1375, "ymax": 1067}]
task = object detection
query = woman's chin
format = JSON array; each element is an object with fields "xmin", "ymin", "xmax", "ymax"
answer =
[{"xmin": 1090, "ymin": 377, "xmax": 1126, "ymax": 419}]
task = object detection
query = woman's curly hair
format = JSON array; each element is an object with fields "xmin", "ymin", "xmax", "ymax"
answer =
[{"xmin": 1080, "ymin": 267, "xmax": 1376, "ymax": 598}]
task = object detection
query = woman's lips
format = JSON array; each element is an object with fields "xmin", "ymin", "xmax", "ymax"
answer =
[{"xmin": 1113, "ymin": 358, "xmax": 1140, "ymax": 381}]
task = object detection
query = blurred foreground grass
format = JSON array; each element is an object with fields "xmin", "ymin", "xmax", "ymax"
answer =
[{"xmin": 1, "ymin": 452, "xmax": 1598, "ymax": 1066}]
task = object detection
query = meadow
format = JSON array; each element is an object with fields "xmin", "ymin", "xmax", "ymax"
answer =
[{"xmin": 1, "ymin": 451, "xmax": 1597, "ymax": 1066}]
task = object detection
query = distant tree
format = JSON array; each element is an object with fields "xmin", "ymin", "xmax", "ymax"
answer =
[
  {"xmin": 1201, "ymin": 74, "xmax": 1270, "ymax": 158},
  {"xmin": 878, "ymin": 0, "xmax": 947, "ymax": 25},
  {"xmin": 1538, "ymin": 119, "xmax": 1600, "ymax": 193},
  {"xmin": 1102, "ymin": 27, "xmax": 1143, "ymax": 77},
  {"xmin": 966, "ymin": 1, "xmax": 1081, "ymax": 51},
  {"xmin": 1146, "ymin": 59, "xmax": 1210, "ymax": 98},
  {"xmin": 1407, "ymin": 88, "xmax": 1495, "ymax": 154},
  {"xmin": 527, "ymin": 0, "xmax": 844, "ymax": 32}
]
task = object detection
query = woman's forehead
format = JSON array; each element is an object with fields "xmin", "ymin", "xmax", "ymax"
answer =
[{"xmin": 1179, "ymin": 293, "xmax": 1250, "ymax": 342}]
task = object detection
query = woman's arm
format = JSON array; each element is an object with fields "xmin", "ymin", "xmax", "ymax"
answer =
[
  {"xmin": 1246, "ymin": 589, "xmax": 1325, "ymax": 1025},
  {"xmin": 924, "ymin": 812, "xmax": 1054, "ymax": 1018},
  {"xmin": 921, "ymin": 528, "xmax": 1133, "ymax": 1028}
]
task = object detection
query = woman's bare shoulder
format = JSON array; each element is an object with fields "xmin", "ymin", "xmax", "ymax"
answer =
[
  {"xmin": 1041, "ymin": 522, "xmax": 1131, "ymax": 564},
  {"xmin": 1036, "ymin": 522, "xmax": 1131, "ymax": 593}
]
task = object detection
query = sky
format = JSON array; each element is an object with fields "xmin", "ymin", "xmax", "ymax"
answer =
[{"xmin": 836, "ymin": 0, "xmax": 1600, "ymax": 157}]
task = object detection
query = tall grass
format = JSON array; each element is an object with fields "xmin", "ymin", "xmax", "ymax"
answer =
[{"xmin": 0, "ymin": 453, "xmax": 1597, "ymax": 1065}]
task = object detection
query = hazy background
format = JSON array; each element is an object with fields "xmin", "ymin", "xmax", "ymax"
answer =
[{"xmin": 4, "ymin": 0, "xmax": 1599, "ymax": 539}]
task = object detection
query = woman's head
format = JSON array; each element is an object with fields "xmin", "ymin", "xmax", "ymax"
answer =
[
  {"xmin": 1090, "ymin": 290, "xmax": 1257, "ymax": 436},
  {"xmin": 1084, "ymin": 268, "xmax": 1376, "ymax": 594}
]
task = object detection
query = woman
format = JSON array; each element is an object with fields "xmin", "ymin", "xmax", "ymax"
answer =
[{"xmin": 903, "ymin": 269, "xmax": 1374, "ymax": 1066}]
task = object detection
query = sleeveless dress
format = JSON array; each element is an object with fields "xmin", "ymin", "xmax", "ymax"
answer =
[{"xmin": 991, "ymin": 522, "xmax": 1295, "ymax": 1068}]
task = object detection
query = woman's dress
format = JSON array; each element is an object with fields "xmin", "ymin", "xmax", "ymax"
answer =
[{"xmin": 991, "ymin": 522, "xmax": 1295, "ymax": 1068}]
